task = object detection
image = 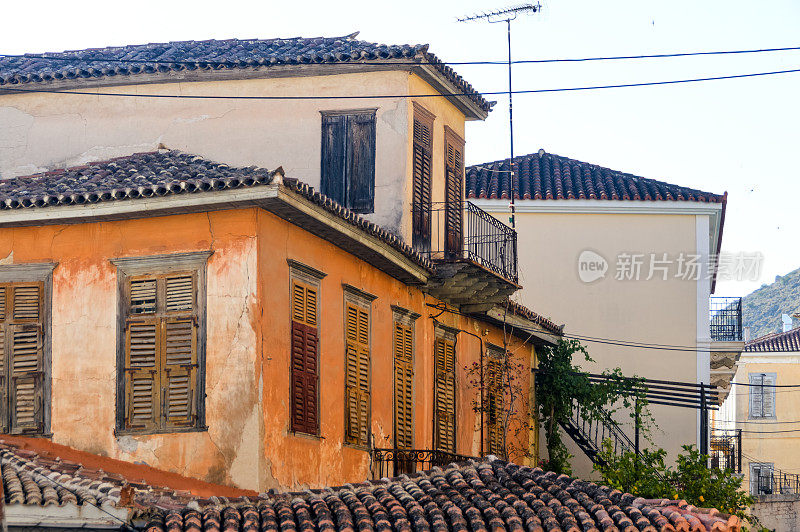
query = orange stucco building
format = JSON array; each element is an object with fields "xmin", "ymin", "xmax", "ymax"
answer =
[{"xmin": 0, "ymin": 35, "xmax": 562, "ymax": 492}]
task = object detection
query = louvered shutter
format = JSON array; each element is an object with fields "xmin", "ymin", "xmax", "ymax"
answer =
[
  {"xmin": 8, "ymin": 284, "xmax": 44, "ymax": 433},
  {"xmin": 0, "ymin": 286, "xmax": 6, "ymax": 432},
  {"xmin": 412, "ymin": 116, "xmax": 433, "ymax": 252},
  {"xmin": 347, "ymin": 113, "xmax": 376, "ymax": 214},
  {"xmin": 763, "ymin": 374, "xmax": 776, "ymax": 418},
  {"xmin": 444, "ymin": 137, "xmax": 464, "ymax": 256},
  {"xmin": 487, "ymin": 356, "xmax": 505, "ymax": 456},
  {"xmin": 393, "ymin": 322, "xmax": 414, "ymax": 449},
  {"xmin": 434, "ymin": 338, "xmax": 456, "ymax": 453},
  {"xmin": 345, "ymin": 303, "xmax": 370, "ymax": 446},
  {"xmin": 163, "ymin": 318, "xmax": 197, "ymax": 428},
  {"xmin": 290, "ymin": 280, "xmax": 319, "ymax": 434},
  {"xmin": 321, "ymin": 114, "xmax": 347, "ymax": 206},
  {"xmin": 124, "ymin": 319, "xmax": 159, "ymax": 430}
]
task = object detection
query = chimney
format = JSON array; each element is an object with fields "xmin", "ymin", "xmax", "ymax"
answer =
[
  {"xmin": 744, "ymin": 327, "xmax": 751, "ymax": 342},
  {"xmin": 782, "ymin": 314, "xmax": 793, "ymax": 333}
]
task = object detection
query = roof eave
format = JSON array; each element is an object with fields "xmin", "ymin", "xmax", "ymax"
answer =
[{"xmin": 467, "ymin": 305, "xmax": 562, "ymax": 345}]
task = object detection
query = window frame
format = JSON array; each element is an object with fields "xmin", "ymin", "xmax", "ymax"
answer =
[
  {"xmin": 342, "ymin": 284, "xmax": 377, "ymax": 449},
  {"xmin": 111, "ymin": 251, "xmax": 211, "ymax": 435},
  {"xmin": 749, "ymin": 372, "xmax": 777, "ymax": 420},
  {"xmin": 320, "ymin": 109, "xmax": 377, "ymax": 214},
  {"xmin": 750, "ymin": 462, "xmax": 774, "ymax": 495},
  {"xmin": 0, "ymin": 263, "xmax": 56, "ymax": 436},
  {"xmin": 288, "ymin": 259, "xmax": 326, "ymax": 437}
]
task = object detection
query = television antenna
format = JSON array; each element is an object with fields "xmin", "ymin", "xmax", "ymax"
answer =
[{"xmin": 458, "ymin": 4, "xmax": 542, "ymax": 229}]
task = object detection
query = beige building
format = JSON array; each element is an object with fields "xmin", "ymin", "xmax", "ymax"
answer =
[
  {"xmin": 725, "ymin": 326, "xmax": 800, "ymax": 495},
  {"xmin": 467, "ymin": 150, "xmax": 744, "ymax": 475}
]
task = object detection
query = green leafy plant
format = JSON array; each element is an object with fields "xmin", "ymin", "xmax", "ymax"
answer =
[
  {"xmin": 535, "ymin": 339, "xmax": 652, "ymax": 475},
  {"xmin": 595, "ymin": 443, "xmax": 754, "ymax": 522}
]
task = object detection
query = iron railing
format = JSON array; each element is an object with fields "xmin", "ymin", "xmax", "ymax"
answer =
[
  {"xmin": 421, "ymin": 201, "xmax": 518, "ymax": 283},
  {"xmin": 710, "ymin": 429, "xmax": 742, "ymax": 473},
  {"xmin": 752, "ymin": 468, "xmax": 800, "ymax": 495},
  {"xmin": 371, "ymin": 448, "xmax": 476, "ymax": 479},
  {"xmin": 710, "ymin": 297, "xmax": 743, "ymax": 341},
  {"xmin": 559, "ymin": 399, "xmax": 640, "ymax": 465}
]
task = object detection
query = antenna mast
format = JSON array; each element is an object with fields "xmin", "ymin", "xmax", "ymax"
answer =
[{"xmin": 458, "ymin": 3, "xmax": 541, "ymax": 229}]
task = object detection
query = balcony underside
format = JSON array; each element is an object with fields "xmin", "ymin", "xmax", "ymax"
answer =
[
  {"xmin": 425, "ymin": 259, "xmax": 520, "ymax": 311},
  {"xmin": 710, "ymin": 342, "xmax": 745, "ymax": 404}
]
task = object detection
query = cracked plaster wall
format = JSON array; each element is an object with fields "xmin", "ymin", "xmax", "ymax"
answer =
[
  {"xmin": 0, "ymin": 71, "xmax": 465, "ymax": 243},
  {"xmin": 0, "ymin": 209, "xmax": 261, "ymax": 490}
]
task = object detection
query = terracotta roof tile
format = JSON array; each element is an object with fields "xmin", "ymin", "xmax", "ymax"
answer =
[
  {"xmin": 506, "ymin": 300, "xmax": 564, "ymax": 336},
  {"xmin": 745, "ymin": 326, "xmax": 800, "ymax": 352},
  {"xmin": 0, "ymin": 150, "xmax": 432, "ymax": 271},
  {"xmin": 466, "ymin": 150, "xmax": 724, "ymax": 203},
  {"xmin": 0, "ymin": 35, "xmax": 491, "ymax": 114}
]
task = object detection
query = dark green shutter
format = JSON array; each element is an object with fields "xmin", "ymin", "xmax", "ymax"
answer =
[{"xmin": 321, "ymin": 114, "xmax": 347, "ymax": 205}]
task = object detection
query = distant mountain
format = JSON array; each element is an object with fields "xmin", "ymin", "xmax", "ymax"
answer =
[{"xmin": 741, "ymin": 267, "xmax": 800, "ymax": 339}]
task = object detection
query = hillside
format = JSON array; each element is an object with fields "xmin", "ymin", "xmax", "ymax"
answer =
[{"xmin": 742, "ymin": 266, "xmax": 800, "ymax": 339}]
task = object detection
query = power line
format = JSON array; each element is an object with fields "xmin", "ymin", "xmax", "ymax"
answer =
[
  {"xmin": 2, "ymin": 66, "xmax": 800, "ymax": 101},
  {"xmin": 2, "ymin": 44, "xmax": 799, "ymax": 66}
]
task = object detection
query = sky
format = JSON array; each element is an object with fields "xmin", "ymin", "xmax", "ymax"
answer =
[{"xmin": 4, "ymin": 0, "xmax": 799, "ymax": 297}]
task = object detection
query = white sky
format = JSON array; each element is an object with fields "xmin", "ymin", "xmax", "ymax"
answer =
[{"xmin": 4, "ymin": 0, "xmax": 799, "ymax": 297}]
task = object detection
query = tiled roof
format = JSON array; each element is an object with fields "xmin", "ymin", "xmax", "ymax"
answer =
[
  {"xmin": 507, "ymin": 300, "xmax": 564, "ymax": 336},
  {"xmin": 0, "ymin": 150, "xmax": 432, "ymax": 270},
  {"xmin": 0, "ymin": 439, "xmax": 742, "ymax": 531},
  {"xmin": 466, "ymin": 150, "xmax": 724, "ymax": 203},
  {"xmin": 745, "ymin": 326, "xmax": 800, "ymax": 352},
  {"xmin": 0, "ymin": 35, "xmax": 491, "ymax": 113}
]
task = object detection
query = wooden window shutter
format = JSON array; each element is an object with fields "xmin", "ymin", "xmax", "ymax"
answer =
[
  {"xmin": 487, "ymin": 355, "xmax": 505, "ymax": 457},
  {"xmin": 412, "ymin": 110, "xmax": 433, "ymax": 252},
  {"xmin": 290, "ymin": 280, "xmax": 319, "ymax": 434},
  {"xmin": 321, "ymin": 114, "xmax": 348, "ymax": 206},
  {"xmin": 444, "ymin": 132, "xmax": 464, "ymax": 256},
  {"xmin": 345, "ymin": 303, "xmax": 370, "ymax": 446},
  {"xmin": 0, "ymin": 286, "xmax": 6, "ymax": 433},
  {"xmin": 347, "ymin": 113, "xmax": 376, "ymax": 214},
  {"xmin": 122, "ymin": 273, "xmax": 199, "ymax": 432},
  {"xmin": 433, "ymin": 337, "xmax": 456, "ymax": 453},
  {"xmin": 393, "ymin": 322, "xmax": 414, "ymax": 450},
  {"xmin": 7, "ymin": 284, "xmax": 45, "ymax": 433},
  {"xmin": 763, "ymin": 374, "xmax": 776, "ymax": 418}
]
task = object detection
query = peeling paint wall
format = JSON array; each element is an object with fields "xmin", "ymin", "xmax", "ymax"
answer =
[
  {"xmin": 0, "ymin": 206, "xmax": 536, "ymax": 492},
  {"xmin": 0, "ymin": 71, "xmax": 465, "ymax": 242}
]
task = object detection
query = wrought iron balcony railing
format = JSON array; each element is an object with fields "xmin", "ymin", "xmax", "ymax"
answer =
[
  {"xmin": 414, "ymin": 201, "xmax": 518, "ymax": 283},
  {"xmin": 752, "ymin": 468, "xmax": 800, "ymax": 495},
  {"xmin": 371, "ymin": 448, "xmax": 476, "ymax": 479},
  {"xmin": 710, "ymin": 429, "xmax": 742, "ymax": 473},
  {"xmin": 710, "ymin": 297, "xmax": 743, "ymax": 342}
]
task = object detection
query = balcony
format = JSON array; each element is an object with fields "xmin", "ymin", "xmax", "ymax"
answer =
[
  {"xmin": 371, "ymin": 448, "xmax": 476, "ymax": 479},
  {"xmin": 416, "ymin": 201, "xmax": 520, "ymax": 310},
  {"xmin": 710, "ymin": 297, "xmax": 743, "ymax": 341},
  {"xmin": 709, "ymin": 297, "xmax": 745, "ymax": 404}
]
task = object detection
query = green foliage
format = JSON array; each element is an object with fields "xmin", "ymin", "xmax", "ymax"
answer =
[
  {"xmin": 535, "ymin": 339, "xmax": 652, "ymax": 475},
  {"xmin": 595, "ymin": 443, "xmax": 754, "ymax": 522},
  {"xmin": 742, "ymin": 266, "xmax": 800, "ymax": 338}
]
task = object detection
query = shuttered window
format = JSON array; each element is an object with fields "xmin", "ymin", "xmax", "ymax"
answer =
[
  {"xmin": 486, "ymin": 352, "xmax": 505, "ymax": 457},
  {"xmin": 291, "ymin": 280, "xmax": 319, "ymax": 434},
  {"xmin": 412, "ymin": 105, "xmax": 434, "ymax": 252},
  {"xmin": 393, "ymin": 321, "xmax": 414, "ymax": 449},
  {"xmin": 345, "ymin": 302, "xmax": 370, "ymax": 446},
  {"xmin": 444, "ymin": 129, "xmax": 465, "ymax": 257},
  {"xmin": 122, "ymin": 273, "xmax": 199, "ymax": 432},
  {"xmin": 321, "ymin": 111, "xmax": 376, "ymax": 214},
  {"xmin": 749, "ymin": 373, "xmax": 776, "ymax": 419},
  {"xmin": 0, "ymin": 283, "xmax": 46, "ymax": 434},
  {"xmin": 433, "ymin": 337, "xmax": 456, "ymax": 453}
]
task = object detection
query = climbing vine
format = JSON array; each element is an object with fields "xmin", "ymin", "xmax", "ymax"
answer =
[{"xmin": 535, "ymin": 339, "xmax": 654, "ymax": 475}]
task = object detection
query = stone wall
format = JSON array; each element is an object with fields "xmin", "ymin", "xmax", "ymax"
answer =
[{"xmin": 753, "ymin": 494, "xmax": 800, "ymax": 531}]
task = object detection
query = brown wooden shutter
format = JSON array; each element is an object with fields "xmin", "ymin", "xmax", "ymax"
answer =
[
  {"xmin": 7, "ymin": 284, "xmax": 45, "ymax": 433},
  {"xmin": 444, "ymin": 131, "xmax": 464, "ymax": 257},
  {"xmin": 393, "ymin": 322, "xmax": 413, "ymax": 450},
  {"xmin": 345, "ymin": 303, "xmax": 370, "ymax": 446},
  {"xmin": 163, "ymin": 317, "xmax": 197, "ymax": 428},
  {"xmin": 290, "ymin": 280, "xmax": 319, "ymax": 434},
  {"xmin": 0, "ymin": 286, "xmax": 6, "ymax": 432},
  {"xmin": 412, "ymin": 108, "xmax": 434, "ymax": 252},
  {"xmin": 124, "ymin": 319, "xmax": 159, "ymax": 430},
  {"xmin": 348, "ymin": 113, "xmax": 376, "ymax": 214},
  {"xmin": 433, "ymin": 337, "xmax": 456, "ymax": 453},
  {"xmin": 487, "ymin": 355, "xmax": 505, "ymax": 457}
]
